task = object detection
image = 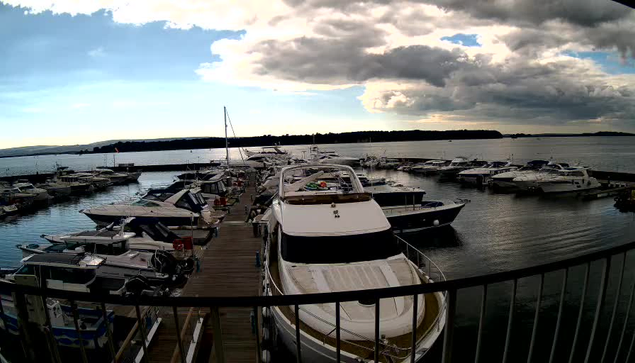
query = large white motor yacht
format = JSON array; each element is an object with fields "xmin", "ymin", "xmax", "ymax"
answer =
[
  {"xmin": 263, "ymin": 164, "xmax": 445, "ymax": 362},
  {"xmin": 490, "ymin": 160, "xmax": 550, "ymax": 191},
  {"xmin": 512, "ymin": 162, "xmax": 570, "ymax": 191},
  {"xmin": 533, "ymin": 167, "xmax": 600, "ymax": 193},
  {"xmin": 310, "ymin": 145, "xmax": 359, "ymax": 166}
]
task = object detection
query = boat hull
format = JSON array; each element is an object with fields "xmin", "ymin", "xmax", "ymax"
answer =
[
  {"xmin": 384, "ymin": 202, "xmax": 465, "ymax": 233},
  {"xmin": 539, "ymin": 179, "xmax": 601, "ymax": 193},
  {"xmin": 84, "ymin": 212, "xmax": 198, "ymax": 228},
  {"xmin": 370, "ymin": 191, "xmax": 427, "ymax": 207}
]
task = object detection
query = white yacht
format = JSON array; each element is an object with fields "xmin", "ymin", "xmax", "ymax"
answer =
[
  {"xmin": 457, "ymin": 161, "xmax": 517, "ymax": 186},
  {"xmin": 94, "ymin": 168, "xmax": 129, "ymax": 185},
  {"xmin": 411, "ymin": 160, "xmax": 449, "ymax": 175},
  {"xmin": 81, "ymin": 189, "xmax": 215, "ymax": 227},
  {"xmin": 263, "ymin": 164, "xmax": 445, "ymax": 362},
  {"xmin": 12, "ymin": 182, "xmax": 50, "ymax": 202},
  {"xmin": 437, "ymin": 157, "xmax": 477, "ymax": 179},
  {"xmin": 490, "ymin": 160, "xmax": 550, "ymax": 191},
  {"xmin": 533, "ymin": 168, "xmax": 600, "ymax": 193},
  {"xmin": 310, "ymin": 145, "xmax": 359, "ymax": 166},
  {"xmin": 243, "ymin": 146, "xmax": 289, "ymax": 158},
  {"xmin": 512, "ymin": 162, "xmax": 570, "ymax": 192}
]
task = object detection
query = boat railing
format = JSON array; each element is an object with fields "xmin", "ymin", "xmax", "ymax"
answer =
[{"xmin": 4, "ymin": 240, "xmax": 635, "ymax": 362}]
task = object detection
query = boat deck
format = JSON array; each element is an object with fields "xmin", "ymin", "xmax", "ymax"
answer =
[{"xmin": 147, "ymin": 173, "xmax": 262, "ymax": 363}]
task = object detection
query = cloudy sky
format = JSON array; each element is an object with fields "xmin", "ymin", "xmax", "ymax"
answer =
[{"xmin": 1, "ymin": 0, "xmax": 634, "ymax": 148}]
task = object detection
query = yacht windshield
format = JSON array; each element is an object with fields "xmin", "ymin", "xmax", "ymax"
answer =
[{"xmin": 281, "ymin": 229, "xmax": 400, "ymax": 264}]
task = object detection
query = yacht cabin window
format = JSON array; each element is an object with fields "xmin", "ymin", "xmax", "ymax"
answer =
[{"xmin": 281, "ymin": 229, "xmax": 400, "ymax": 264}]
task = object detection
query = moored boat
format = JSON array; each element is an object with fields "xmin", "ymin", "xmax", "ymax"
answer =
[{"xmin": 262, "ymin": 164, "xmax": 445, "ymax": 362}]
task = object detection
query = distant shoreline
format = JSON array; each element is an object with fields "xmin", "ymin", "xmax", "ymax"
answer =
[{"xmin": 0, "ymin": 130, "xmax": 632, "ymax": 160}]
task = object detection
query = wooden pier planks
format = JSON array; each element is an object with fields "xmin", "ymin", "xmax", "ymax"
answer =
[{"xmin": 149, "ymin": 174, "xmax": 262, "ymax": 363}]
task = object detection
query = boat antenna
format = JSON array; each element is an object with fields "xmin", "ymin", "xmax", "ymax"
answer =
[{"xmin": 224, "ymin": 106, "xmax": 229, "ymax": 166}]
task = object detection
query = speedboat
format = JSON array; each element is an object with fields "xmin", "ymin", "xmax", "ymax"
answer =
[
  {"xmin": 243, "ymin": 146, "xmax": 289, "ymax": 158},
  {"xmin": 383, "ymin": 200, "xmax": 467, "ymax": 233},
  {"xmin": 310, "ymin": 145, "xmax": 359, "ymax": 166},
  {"xmin": 457, "ymin": 161, "xmax": 517, "ymax": 186},
  {"xmin": 263, "ymin": 164, "xmax": 445, "ymax": 362},
  {"xmin": 94, "ymin": 168, "xmax": 129, "ymax": 185},
  {"xmin": 81, "ymin": 189, "xmax": 216, "ymax": 227},
  {"xmin": 39, "ymin": 218, "xmax": 178, "ymax": 252},
  {"xmin": 533, "ymin": 168, "xmax": 600, "ymax": 193},
  {"xmin": 490, "ymin": 160, "xmax": 550, "ymax": 191},
  {"xmin": 512, "ymin": 162, "xmax": 570, "ymax": 192},
  {"xmin": 11, "ymin": 182, "xmax": 50, "ymax": 202},
  {"xmin": 411, "ymin": 160, "xmax": 449, "ymax": 175},
  {"xmin": 437, "ymin": 157, "xmax": 480, "ymax": 180}
]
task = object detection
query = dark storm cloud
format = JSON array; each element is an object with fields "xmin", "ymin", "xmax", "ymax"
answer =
[
  {"xmin": 372, "ymin": 58, "xmax": 635, "ymax": 123},
  {"xmin": 432, "ymin": 0, "xmax": 630, "ymax": 27},
  {"xmin": 254, "ymin": 38, "xmax": 467, "ymax": 87}
]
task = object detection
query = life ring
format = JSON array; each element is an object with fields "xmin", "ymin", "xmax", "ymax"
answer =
[{"xmin": 319, "ymin": 181, "xmax": 327, "ymax": 188}]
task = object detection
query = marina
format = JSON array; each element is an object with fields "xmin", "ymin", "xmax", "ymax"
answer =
[{"xmin": 0, "ymin": 140, "xmax": 634, "ymax": 362}]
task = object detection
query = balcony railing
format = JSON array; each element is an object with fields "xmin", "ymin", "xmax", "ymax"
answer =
[{"xmin": 1, "ymin": 239, "xmax": 635, "ymax": 363}]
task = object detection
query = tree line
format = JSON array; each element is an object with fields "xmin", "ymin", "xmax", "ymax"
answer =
[{"xmin": 90, "ymin": 129, "xmax": 503, "ymax": 154}]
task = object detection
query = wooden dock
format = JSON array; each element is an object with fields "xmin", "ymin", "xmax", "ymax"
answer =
[{"xmin": 146, "ymin": 174, "xmax": 263, "ymax": 363}]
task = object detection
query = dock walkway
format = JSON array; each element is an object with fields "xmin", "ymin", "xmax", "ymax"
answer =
[{"xmin": 147, "ymin": 174, "xmax": 262, "ymax": 363}]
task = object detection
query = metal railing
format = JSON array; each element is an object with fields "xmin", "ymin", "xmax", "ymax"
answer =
[{"xmin": 2, "ymin": 240, "xmax": 635, "ymax": 362}]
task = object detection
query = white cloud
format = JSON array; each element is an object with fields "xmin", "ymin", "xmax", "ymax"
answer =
[
  {"xmin": 5, "ymin": 0, "xmax": 635, "ymax": 128},
  {"xmin": 88, "ymin": 46, "xmax": 105, "ymax": 58}
]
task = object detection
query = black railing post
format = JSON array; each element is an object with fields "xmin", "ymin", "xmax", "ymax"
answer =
[
  {"xmin": 100, "ymin": 302, "xmax": 116, "ymax": 362},
  {"xmin": 614, "ymin": 271, "xmax": 635, "ymax": 363},
  {"xmin": 548, "ymin": 268, "xmax": 568, "ymax": 363},
  {"xmin": 173, "ymin": 306, "xmax": 187, "ymax": 363},
  {"xmin": 502, "ymin": 279, "xmax": 518, "ymax": 363},
  {"xmin": 211, "ymin": 306, "xmax": 226, "ymax": 363},
  {"xmin": 254, "ymin": 306, "xmax": 262, "ymax": 363},
  {"xmin": 70, "ymin": 300, "xmax": 89, "ymax": 363},
  {"xmin": 527, "ymin": 274, "xmax": 544, "ymax": 363},
  {"xmin": 602, "ymin": 252, "xmax": 626, "ymax": 363},
  {"xmin": 134, "ymin": 305, "xmax": 149, "ymax": 363},
  {"xmin": 474, "ymin": 285, "xmax": 488, "ymax": 363},
  {"xmin": 411, "ymin": 293, "xmax": 418, "ymax": 363},
  {"xmin": 294, "ymin": 304, "xmax": 301, "ymax": 363},
  {"xmin": 13, "ymin": 291, "xmax": 36, "ymax": 363},
  {"xmin": 40, "ymin": 294, "xmax": 62, "ymax": 363},
  {"xmin": 442, "ymin": 289, "xmax": 457, "ymax": 363},
  {"xmin": 569, "ymin": 263, "xmax": 591, "ymax": 363},
  {"xmin": 375, "ymin": 298, "xmax": 381, "ymax": 363},
  {"xmin": 584, "ymin": 257, "xmax": 611, "ymax": 363},
  {"xmin": 336, "ymin": 301, "xmax": 341, "ymax": 363}
]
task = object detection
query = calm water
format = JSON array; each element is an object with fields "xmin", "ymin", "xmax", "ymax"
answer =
[
  {"xmin": 2, "ymin": 136, "xmax": 635, "ymax": 177},
  {"xmin": 1, "ymin": 142, "xmax": 635, "ymax": 360}
]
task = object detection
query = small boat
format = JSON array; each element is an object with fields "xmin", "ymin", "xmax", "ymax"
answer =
[
  {"xmin": 243, "ymin": 146, "xmax": 289, "ymax": 158},
  {"xmin": 457, "ymin": 161, "xmax": 517, "ymax": 186},
  {"xmin": 383, "ymin": 200, "xmax": 467, "ymax": 233},
  {"xmin": 533, "ymin": 167, "xmax": 600, "ymax": 194},
  {"xmin": 263, "ymin": 164, "xmax": 445, "ymax": 362}
]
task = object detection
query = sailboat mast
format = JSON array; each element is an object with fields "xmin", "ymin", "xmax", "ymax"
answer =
[{"xmin": 224, "ymin": 106, "xmax": 229, "ymax": 165}]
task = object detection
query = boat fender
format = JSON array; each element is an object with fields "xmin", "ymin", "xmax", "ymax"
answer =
[
  {"xmin": 262, "ymin": 327, "xmax": 270, "ymax": 341},
  {"xmin": 261, "ymin": 350, "xmax": 271, "ymax": 363},
  {"xmin": 433, "ymin": 220, "xmax": 440, "ymax": 227}
]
